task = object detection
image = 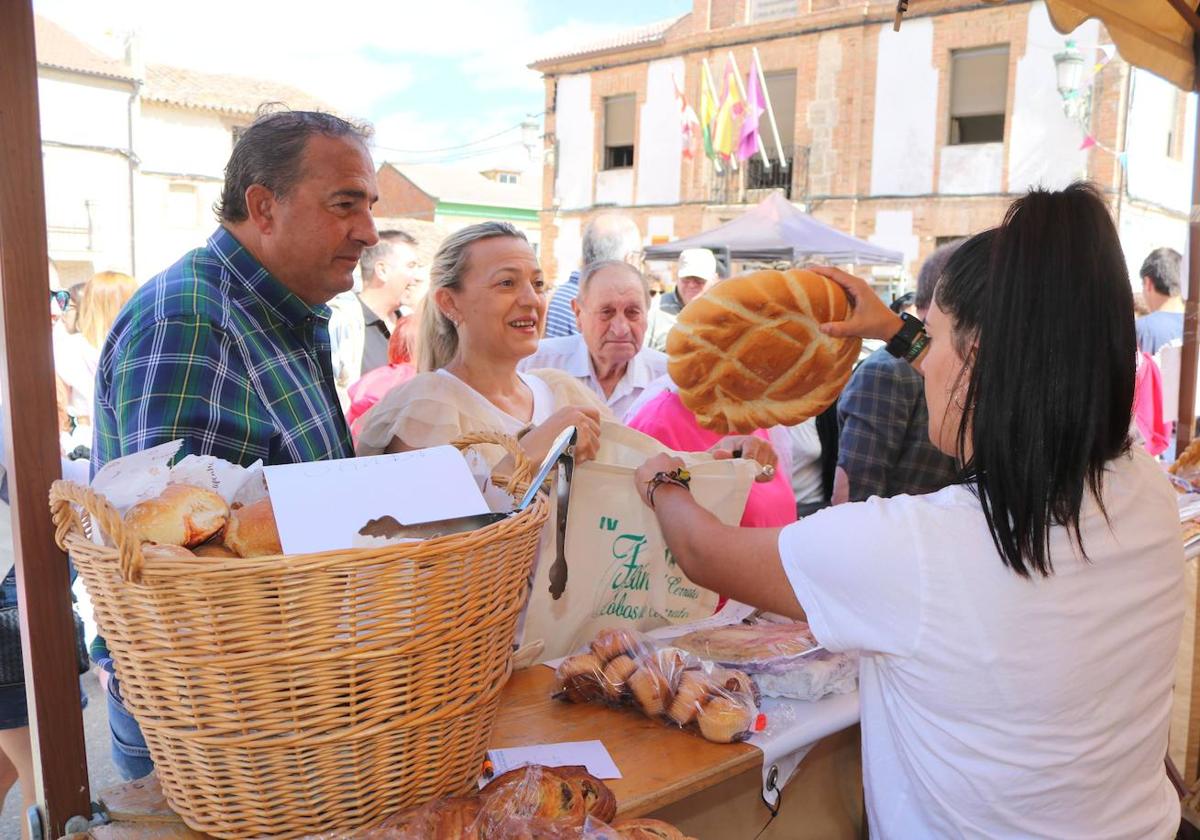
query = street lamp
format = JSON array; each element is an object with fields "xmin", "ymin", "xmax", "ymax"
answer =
[{"xmin": 1053, "ymin": 39, "xmax": 1092, "ymax": 126}]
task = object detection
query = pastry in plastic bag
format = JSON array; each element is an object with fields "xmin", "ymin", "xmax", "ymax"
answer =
[
  {"xmin": 696, "ymin": 694, "xmax": 755, "ymax": 743},
  {"xmin": 611, "ymin": 818, "xmax": 697, "ymax": 839},
  {"xmin": 555, "ymin": 629, "xmax": 759, "ymax": 744},
  {"xmin": 671, "ymin": 622, "xmax": 817, "ymax": 666}
]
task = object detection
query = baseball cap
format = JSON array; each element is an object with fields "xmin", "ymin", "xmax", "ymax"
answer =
[{"xmin": 677, "ymin": 248, "xmax": 717, "ymax": 283}]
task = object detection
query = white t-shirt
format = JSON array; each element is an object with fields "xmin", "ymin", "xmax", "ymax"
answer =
[{"xmin": 779, "ymin": 448, "xmax": 1183, "ymax": 839}]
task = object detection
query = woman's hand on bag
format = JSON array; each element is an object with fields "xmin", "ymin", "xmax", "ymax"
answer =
[
  {"xmin": 635, "ymin": 453, "xmax": 688, "ymax": 508},
  {"xmin": 710, "ymin": 435, "xmax": 778, "ymax": 483},
  {"xmin": 521, "ymin": 406, "xmax": 602, "ymax": 465},
  {"xmin": 810, "ymin": 265, "xmax": 905, "ymax": 342}
]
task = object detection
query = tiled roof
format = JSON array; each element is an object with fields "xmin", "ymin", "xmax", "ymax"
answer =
[
  {"xmin": 34, "ymin": 15, "xmax": 134, "ymax": 81},
  {"xmin": 34, "ymin": 15, "xmax": 330, "ymax": 115},
  {"xmin": 142, "ymin": 65, "xmax": 331, "ymax": 116},
  {"xmin": 530, "ymin": 15, "xmax": 686, "ymax": 67},
  {"xmin": 388, "ymin": 163, "xmax": 542, "ymax": 211}
]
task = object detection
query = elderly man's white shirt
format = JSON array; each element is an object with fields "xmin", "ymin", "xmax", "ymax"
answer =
[{"xmin": 520, "ymin": 333, "xmax": 666, "ymax": 421}]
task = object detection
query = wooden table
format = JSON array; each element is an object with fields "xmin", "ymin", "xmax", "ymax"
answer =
[
  {"xmin": 489, "ymin": 666, "xmax": 760, "ymax": 818},
  {"xmin": 66, "ymin": 667, "xmax": 861, "ymax": 838}
]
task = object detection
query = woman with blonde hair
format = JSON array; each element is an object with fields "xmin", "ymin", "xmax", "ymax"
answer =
[
  {"xmin": 356, "ymin": 221, "xmax": 607, "ymax": 465},
  {"xmin": 54, "ymin": 270, "xmax": 137, "ymax": 454}
]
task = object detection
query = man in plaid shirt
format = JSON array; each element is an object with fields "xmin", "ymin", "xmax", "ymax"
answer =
[
  {"xmin": 91, "ymin": 110, "xmax": 379, "ymax": 779},
  {"xmin": 834, "ymin": 243, "xmax": 960, "ymax": 504}
]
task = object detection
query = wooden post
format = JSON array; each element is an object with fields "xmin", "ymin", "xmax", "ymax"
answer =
[
  {"xmin": 1182, "ymin": 92, "xmax": 1200, "ymax": 451},
  {"xmin": 0, "ymin": 1, "xmax": 92, "ymax": 836}
]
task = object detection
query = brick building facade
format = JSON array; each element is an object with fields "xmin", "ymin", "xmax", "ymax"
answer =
[{"xmin": 530, "ymin": 0, "xmax": 1192, "ymax": 287}]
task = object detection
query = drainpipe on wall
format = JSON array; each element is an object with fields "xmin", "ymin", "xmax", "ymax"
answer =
[{"xmin": 124, "ymin": 33, "xmax": 143, "ymax": 278}]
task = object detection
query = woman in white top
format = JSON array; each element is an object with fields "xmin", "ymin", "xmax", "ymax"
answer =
[
  {"xmin": 356, "ymin": 222, "xmax": 608, "ymax": 464},
  {"xmin": 633, "ymin": 183, "xmax": 1184, "ymax": 838}
]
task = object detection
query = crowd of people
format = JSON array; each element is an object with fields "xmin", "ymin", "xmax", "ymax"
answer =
[{"xmin": 11, "ymin": 107, "xmax": 1190, "ymax": 836}]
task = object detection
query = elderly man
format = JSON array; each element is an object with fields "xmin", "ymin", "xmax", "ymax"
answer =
[
  {"xmin": 92, "ymin": 109, "xmax": 379, "ymax": 781},
  {"xmin": 645, "ymin": 247, "xmax": 718, "ymax": 351},
  {"xmin": 521, "ymin": 260, "xmax": 666, "ymax": 419},
  {"xmin": 544, "ymin": 213, "xmax": 643, "ymax": 338}
]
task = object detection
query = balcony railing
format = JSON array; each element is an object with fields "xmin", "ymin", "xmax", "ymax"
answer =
[{"xmin": 707, "ymin": 145, "xmax": 808, "ymax": 205}]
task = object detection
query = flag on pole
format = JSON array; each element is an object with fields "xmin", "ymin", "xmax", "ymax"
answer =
[
  {"xmin": 713, "ymin": 57, "xmax": 744, "ymax": 159},
  {"xmin": 672, "ymin": 74, "xmax": 701, "ymax": 159},
  {"xmin": 700, "ymin": 61, "xmax": 719, "ymax": 162},
  {"xmin": 737, "ymin": 55, "xmax": 766, "ymax": 162}
]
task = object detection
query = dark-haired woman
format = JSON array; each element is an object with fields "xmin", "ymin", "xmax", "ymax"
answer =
[{"xmin": 633, "ymin": 183, "xmax": 1182, "ymax": 837}]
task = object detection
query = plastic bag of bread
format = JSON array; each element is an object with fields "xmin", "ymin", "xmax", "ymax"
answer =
[
  {"xmin": 308, "ymin": 765, "xmax": 619, "ymax": 839},
  {"xmin": 666, "ymin": 268, "xmax": 861, "ymax": 434},
  {"xmin": 553, "ymin": 629, "xmax": 762, "ymax": 744},
  {"xmin": 670, "ymin": 619, "xmax": 858, "ymax": 702}
]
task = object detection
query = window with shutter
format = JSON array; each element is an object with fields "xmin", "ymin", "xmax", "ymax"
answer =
[
  {"xmin": 603, "ymin": 95, "xmax": 636, "ymax": 170},
  {"xmin": 949, "ymin": 46, "xmax": 1009, "ymax": 145}
]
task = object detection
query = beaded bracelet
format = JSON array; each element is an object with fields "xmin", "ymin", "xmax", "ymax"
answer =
[{"xmin": 645, "ymin": 467, "xmax": 692, "ymax": 509}]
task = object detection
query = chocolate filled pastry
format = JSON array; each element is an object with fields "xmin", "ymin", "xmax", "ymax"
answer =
[
  {"xmin": 480, "ymin": 766, "xmax": 587, "ymax": 827},
  {"xmin": 124, "ymin": 484, "xmax": 229, "ymax": 547},
  {"xmin": 696, "ymin": 694, "xmax": 755, "ymax": 743},
  {"xmin": 601, "ymin": 654, "xmax": 638, "ymax": 703},
  {"xmin": 612, "ymin": 818, "xmax": 696, "ymax": 840},
  {"xmin": 628, "ymin": 664, "xmax": 672, "ymax": 718},
  {"xmin": 667, "ymin": 670, "xmax": 716, "ymax": 726},
  {"xmin": 554, "ymin": 653, "xmax": 605, "ymax": 703},
  {"xmin": 552, "ymin": 765, "xmax": 618, "ymax": 824},
  {"xmin": 223, "ymin": 497, "xmax": 282, "ymax": 558},
  {"xmin": 590, "ymin": 628, "xmax": 638, "ymax": 664}
]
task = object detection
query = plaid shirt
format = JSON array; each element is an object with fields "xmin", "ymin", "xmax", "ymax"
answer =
[
  {"xmin": 93, "ymin": 227, "xmax": 354, "ymax": 474},
  {"xmin": 836, "ymin": 347, "xmax": 958, "ymax": 502}
]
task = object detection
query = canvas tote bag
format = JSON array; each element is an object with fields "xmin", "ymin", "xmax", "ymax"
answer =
[{"xmin": 523, "ymin": 422, "xmax": 756, "ymax": 660}]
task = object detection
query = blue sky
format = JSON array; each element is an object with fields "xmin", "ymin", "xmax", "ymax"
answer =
[{"xmin": 36, "ymin": 0, "xmax": 692, "ymax": 170}]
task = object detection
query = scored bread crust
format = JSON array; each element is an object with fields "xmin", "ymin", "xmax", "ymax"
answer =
[{"xmin": 666, "ymin": 268, "xmax": 861, "ymax": 434}]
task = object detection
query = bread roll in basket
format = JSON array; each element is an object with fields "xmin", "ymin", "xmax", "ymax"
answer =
[{"xmin": 666, "ymin": 268, "xmax": 860, "ymax": 433}]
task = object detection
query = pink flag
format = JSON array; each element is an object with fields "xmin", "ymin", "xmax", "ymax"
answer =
[
  {"xmin": 1079, "ymin": 135, "xmax": 1096, "ymax": 150},
  {"xmin": 737, "ymin": 57, "xmax": 766, "ymax": 162}
]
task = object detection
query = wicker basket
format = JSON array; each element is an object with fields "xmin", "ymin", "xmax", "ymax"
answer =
[{"xmin": 50, "ymin": 433, "xmax": 547, "ymax": 839}]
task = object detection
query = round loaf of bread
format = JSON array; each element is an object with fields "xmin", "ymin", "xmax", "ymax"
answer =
[
  {"xmin": 124, "ymin": 484, "xmax": 229, "ymax": 547},
  {"xmin": 666, "ymin": 268, "xmax": 861, "ymax": 433},
  {"xmin": 223, "ymin": 498, "xmax": 282, "ymax": 558}
]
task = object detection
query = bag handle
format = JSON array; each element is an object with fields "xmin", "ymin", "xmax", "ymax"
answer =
[{"xmin": 48, "ymin": 433, "xmax": 533, "ymax": 585}]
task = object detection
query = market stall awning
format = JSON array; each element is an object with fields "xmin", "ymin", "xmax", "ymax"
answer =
[
  {"xmin": 1044, "ymin": 0, "xmax": 1195, "ymax": 90},
  {"xmin": 642, "ymin": 192, "xmax": 904, "ymax": 266}
]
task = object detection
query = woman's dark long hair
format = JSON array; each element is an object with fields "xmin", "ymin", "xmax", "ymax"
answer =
[{"xmin": 935, "ymin": 182, "xmax": 1134, "ymax": 578}]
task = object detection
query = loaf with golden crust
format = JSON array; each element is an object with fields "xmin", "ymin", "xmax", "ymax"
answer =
[
  {"xmin": 223, "ymin": 498, "xmax": 282, "ymax": 558},
  {"xmin": 124, "ymin": 484, "xmax": 229, "ymax": 547},
  {"xmin": 666, "ymin": 268, "xmax": 860, "ymax": 433}
]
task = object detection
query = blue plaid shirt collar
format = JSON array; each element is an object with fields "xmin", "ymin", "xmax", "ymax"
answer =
[{"xmin": 209, "ymin": 227, "xmax": 331, "ymax": 329}]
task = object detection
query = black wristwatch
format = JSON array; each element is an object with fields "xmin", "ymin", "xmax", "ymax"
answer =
[{"xmin": 885, "ymin": 312, "xmax": 927, "ymax": 361}]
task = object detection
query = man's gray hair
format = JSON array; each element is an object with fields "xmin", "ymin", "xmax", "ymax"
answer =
[
  {"xmin": 216, "ymin": 106, "xmax": 373, "ymax": 223},
  {"xmin": 578, "ymin": 260, "xmax": 650, "ymax": 309},
  {"xmin": 360, "ymin": 229, "xmax": 418, "ymax": 284},
  {"xmin": 581, "ymin": 213, "xmax": 642, "ymax": 266}
]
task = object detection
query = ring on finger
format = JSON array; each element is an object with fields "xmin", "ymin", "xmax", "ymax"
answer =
[{"xmin": 760, "ymin": 464, "xmax": 776, "ymax": 479}]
